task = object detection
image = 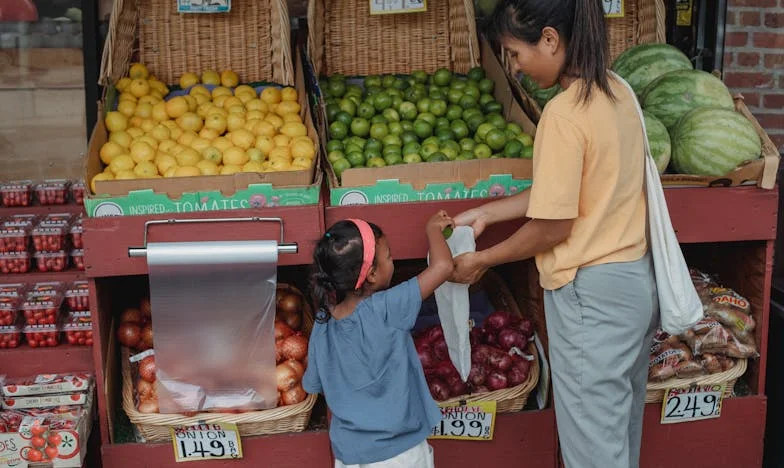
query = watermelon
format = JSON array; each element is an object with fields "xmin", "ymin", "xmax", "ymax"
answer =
[
  {"xmin": 641, "ymin": 69, "xmax": 734, "ymax": 130},
  {"xmin": 612, "ymin": 44, "xmax": 693, "ymax": 97},
  {"xmin": 520, "ymin": 74, "xmax": 562, "ymax": 109},
  {"xmin": 670, "ymin": 107, "xmax": 762, "ymax": 177},
  {"xmin": 642, "ymin": 111, "xmax": 671, "ymax": 174}
]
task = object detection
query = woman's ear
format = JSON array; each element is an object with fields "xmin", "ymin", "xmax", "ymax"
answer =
[{"xmin": 540, "ymin": 26, "xmax": 560, "ymax": 55}]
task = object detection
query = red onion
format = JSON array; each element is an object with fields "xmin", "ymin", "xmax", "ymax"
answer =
[
  {"xmin": 485, "ymin": 332, "xmax": 498, "ymax": 347},
  {"xmin": 512, "ymin": 356, "xmax": 532, "ymax": 374},
  {"xmin": 515, "ymin": 318, "xmax": 534, "ymax": 338},
  {"xmin": 471, "ymin": 345, "xmax": 492, "ymax": 365},
  {"xmin": 414, "ymin": 335, "xmax": 430, "ymax": 352},
  {"xmin": 496, "ymin": 354, "xmax": 513, "ymax": 371},
  {"xmin": 485, "ymin": 311, "xmax": 513, "ymax": 331},
  {"xmin": 416, "ymin": 344, "xmax": 436, "ymax": 369},
  {"xmin": 428, "ymin": 379, "xmax": 451, "ymax": 401},
  {"xmin": 469, "ymin": 328, "xmax": 483, "ymax": 346},
  {"xmin": 423, "ymin": 326, "xmax": 445, "ymax": 344},
  {"xmin": 498, "ymin": 328, "xmax": 526, "ymax": 351},
  {"xmin": 487, "ymin": 371, "xmax": 508, "ymax": 390},
  {"xmin": 472, "ymin": 385, "xmax": 489, "ymax": 394},
  {"xmin": 487, "ymin": 348, "xmax": 510, "ymax": 370},
  {"xmin": 468, "ymin": 363, "xmax": 487, "ymax": 386},
  {"xmin": 435, "ymin": 360, "xmax": 459, "ymax": 380},
  {"xmin": 432, "ymin": 338, "xmax": 449, "ymax": 362},
  {"xmin": 446, "ymin": 376, "xmax": 468, "ymax": 397},
  {"xmin": 507, "ymin": 367, "xmax": 528, "ymax": 387}
]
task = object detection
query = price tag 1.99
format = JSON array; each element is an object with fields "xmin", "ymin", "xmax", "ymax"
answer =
[
  {"xmin": 603, "ymin": 0, "xmax": 624, "ymax": 18},
  {"xmin": 429, "ymin": 400, "xmax": 496, "ymax": 441},
  {"xmin": 661, "ymin": 383, "xmax": 726, "ymax": 425},
  {"xmin": 369, "ymin": 0, "xmax": 426, "ymax": 15},
  {"xmin": 171, "ymin": 423, "xmax": 243, "ymax": 462}
]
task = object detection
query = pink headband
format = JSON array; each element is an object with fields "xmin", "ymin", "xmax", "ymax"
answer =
[{"xmin": 347, "ymin": 219, "xmax": 376, "ymax": 290}]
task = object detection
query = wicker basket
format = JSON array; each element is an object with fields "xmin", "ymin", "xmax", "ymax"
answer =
[
  {"xmin": 100, "ymin": 0, "xmax": 293, "ymax": 86},
  {"xmin": 307, "ymin": 0, "xmax": 480, "ymax": 76},
  {"xmin": 645, "ymin": 358, "xmax": 747, "ymax": 403},
  {"xmin": 121, "ymin": 283, "xmax": 317, "ymax": 443}
]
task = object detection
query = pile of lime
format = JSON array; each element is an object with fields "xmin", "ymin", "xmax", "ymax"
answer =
[{"xmin": 320, "ymin": 67, "xmax": 534, "ymax": 178}]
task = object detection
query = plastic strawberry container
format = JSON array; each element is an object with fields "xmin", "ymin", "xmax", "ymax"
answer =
[
  {"xmin": 32, "ymin": 225, "xmax": 69, "ymax": 253},
  {"xmin": 0, "ymin": 324, "xmax": 22, "ymax": 349},
  {"xmin": 0, "ymin": 297, "xmax": 19, "ymax": 327},
  {"xmin": 34, "ymin": 179, "xmax": 70, "ymax": 205},
  {"xmin": 27, "ymin": 282, "xmax": 65, "ymax": 298},
  {"xmin": 0, "ymin": 181, "xmax": 33, "ymax": 207},
  {"xmin": 21, "ymin": 295, "xmax": 63, "ymax": 326},
  {"xmin": 23, "ymin": 324, "xmax": 60, "ymax": 348},
  {"xmin": 0, "ymin": 215, "xmax": 35, "ymax": 253},
  {"xmin": 63, "ymin": 316, "xmax": 92, "ymax": 346},
  {"xmin": 34, "ymin": 250, "xmax": 69, "ymax": 273},
  {"xmin": 70, "ymin": 249, "xmax": 84, "ymax": 271},
  {"xmin": 0, "ymin": 251, "xmax": 32, "ymax": 274},
  {"xmin": 65, "ymin": 281, "xmax": 89, "ymax": 311},
  {"xmin": 0, "ymin": 283, "xmax": 26, "ymax": 298},
  {"xmin": 70, "ymin": 217, "xmax": 83, "ymax": 249},
  {"xmin": 70, "ymin": 180, "xmax": 86, "ymax": 204}
]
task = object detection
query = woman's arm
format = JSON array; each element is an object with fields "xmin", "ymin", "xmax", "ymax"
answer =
[{"xmin": 454, "ymin": 189, "xmax": 531, "ymax": 238}]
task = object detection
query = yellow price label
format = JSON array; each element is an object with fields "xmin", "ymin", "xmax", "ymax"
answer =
[
  {"xmin": 429, "ymin": 400, "xmax": 496, "ymax": 441},
  {"xmin": 661, "ymin": 383, "xmax": 726, "ymax": 425},
  {"xmin": 369, "ymin": 0, "xmax": 427, "ymax": 15},
  {"xmin": 171, "ymin": 423, "xmax": 243, "ymax": 462},
  {"xmin": 603, "ymin": 0, "xmax": 624, "ymax": 18}
]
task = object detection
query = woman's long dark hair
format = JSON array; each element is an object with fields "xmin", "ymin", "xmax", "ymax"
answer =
[
  {"xmin": 485, "ymin": 0, "xmax": 613, "ymax": 103},
  {"xmin": 310, "ymin": 220, "xmax": 384, "ymax": 323}
]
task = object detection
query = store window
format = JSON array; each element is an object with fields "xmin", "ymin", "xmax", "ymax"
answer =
[{"xmin": 0, "ymin": 0, "xmax": 86, "ymax": 181}]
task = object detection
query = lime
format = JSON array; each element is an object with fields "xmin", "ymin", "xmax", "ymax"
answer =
[
  {"xmin": 420, "ymin": 142, "xmax": 440, "ymax": 159},
  {"xmin": 364, "ymin": 147, "xmax": 382, "ymax": 160},
  {"xmin": 367, "ymin": 157, "xmax": 386, "ymax": 168},
  {"xmin": 468, "ymin": 67, "xmax": 485, "ymax": 81},
  {"xmin": 503, "ymin": 139, "xmax": 524, "ymax": 158},
  {"xmin": 447, "ymin": 88, "xmax": 464, "ymax": 105},
  {"xmin": 412, "ymin": 70, "xmax": 428, "ymax": 84},
  {"xmin": 427, "ymin": 152, "xmax": 448, "ymax": 162},
  {"xmin": 458, "ymin": 150, "xmax": 475, "ymax": 160},
  {"xmin": 436, "ymin": 128, "xmax": 455, "ymax": 142},
  {"xmin": 346, "ymin": 95, "xmax": 361, "ymax": 107},
  {"xmin": 459, "ymin": 138, "xmax": 476, "ymax": 152},
  {"xmin": 330, "ymin": 121, "xmax": 348, "ymax": 140},
  {"xmin": 478, "ymin": 78, "xmax": 495, "ymax": 94},
  {"xmin": 405, "ymin": 87, "xmax": 425, "ymax": 103},
  {"xmin": 339, "ymin": 99, "xmax": 357, "ymax": 117},
  {"xmin": 382, "ymin": 108, "xmax": 400, "ymax": 123},
  {"xmin": 422, "ymin": 136, "xmax": 441, "ymax": 148},
  {"xmin": 446, "ymin": 105, "xmax": 463, "ymax": 121},
  {"xmin": 328, "ymin": 80, "xmax": 347, "ymax": 97},
  {"xmin": 413, "ymin": 120, "xmax": 433, "ymax": 139},
  {"xmin": 336, "ymin": 111, "xmax": 353, "ymax": 126},
  {"xmin": 383, "ymin": 143, "xmax": 402, "ymax": 155},
  {"xmin": 366, "ymin": 86, "xmax": 382, "ymax": 97},
  {"xmin": 344, "ymin": 144, "xmax": 363, "ymax": 155},
  {"xmin": 347, "ymin": 85, "xmax": 364, "ymax": 97},
  {"xmin": 347, "ymin": 136, "xmax": 367, "ymax": 149},
  {"xmin": 326, "ymin": 140, "xmax": 344, "ymax": 153},
  {"xmin": 358, "ymin": 102, "xmax": 376, "ymax": 119},
  {"xmin": 451, "ymin": 79, "xmax": 467, "ymax": 90},
  {"xmin": 350, "ymin": 118, "xmax": 370, "ymax": 137},
  {"xmin": 483, "ymin": 101, "xmax": 503, "ymax": 115},
  {"xmin": 458, "ymin": 95, "xmax": 479, "ymax": 110},
  {"xmin": 441, "ymin": 146, "xmax": 459, "ymax": 160},
  {"xmin": 393, "ymin": 78, "xmax": 410, "ymax": 91},
  {"xmin": 401, "ymin": 132, "xmax": 419, "ymax": 146},
  {"xmin": 328, "ymin": 150, "xmax": 345, "ymax": 163},
  {"xmin": 370, "ymin": 123, "xmax": 389, "ymax": 140},
  {"xmin": 487, "ymin": 114, "xmax": 508, "ymax": 130},
  {"xmin": 418, "ymin": 112, "xmax": 437, "ymax": 126},
  {"xmin": 327, "ymin": 103, "xmax": 341, "ymax": 123},
  {"xmin": 382, "ymin": 135, "xmax": 402, "ymax": 148},
  {"xmin": 364, "ymin": 75, "xmax": 382, "ymax": 88},
  {"xmin": 347, "ymin": 151, "xmax": 366, "ymax": 167},
  {"xmin": 403, "ymin": 141, "xmax": 421, "ymax": 155},
  {"xmin": 476, "ymin": 123, "xmax": 496, "ymax": 142},
  {"xmin": 521, "ymin": 146, "xmax": 534, "ymax": 159},
  {"xmin": 374, "ymin": 92, "xmax": 392, "ymax": 111},
  {"xmin": 382, "ymin": 75, "xmax": 396, "ymax": 89},
  {"xmin": 430, "ymin": 99, "xmax": 448, "ymax": 117},
  {"xmin": 474, "ymin": 143, "xmax": 492, "ymax": 159},
  {"xmin": 399, "ymin": 101, "xmax": 418, "ymax": 120},
  {"xmin": 392, "ymin": 96, "xmax": 403, "ymax": 110},
  {"xmin": 433, "ymin": 69, "xmax": 453, "ymax": 87},
  {"xmin": 441, "ymin": 139, "xmax": 460, "ymax": 152},
  {"xmin": 463, "ymin": 108, "xmax": 483, "ymax": 122},
  {"xmin": 491, "ymin": 153, "xmax": 504, "ymax": 159},
  {"xmin": 400, "ymin": 121, "xmax": 415, "ymax": 133},
  {"xmin": 332, "ymin": 157, "xmax": 352, "ymax": 177},
  {"xmin": 435, "ymin": 117, "xmax": 451, "ymax": 130},
  {"xmin": 467, "ymin": 114, "xmax": 485, "ymax": 132},
  {"xmin": 506, "ymin": 123, "xmax": 523, "ymax": 135},
  {"xmin": 403, "ymin": 153, "xmax": 423, "ymax": 164},
  {"xmin": 388, "ymin": 122, "xmax": 403, "ymax": 136},
  {"xmin": 479, "ymin": 94, "xmax": 496, "ymax": 107},
  {"xmin": 463, "ymin": 86, "xmax": 480, "ymax": 101},
  {"xmin": 429, "ymin": 88, "xmax": 446, "ymax": 101},
  {"xmin": 442, "ymin": 225, "xmax": 454, "ymax": 239},
  {"xmin": 486, "ymin": 129, "xmax": 508, "ymax": 151},
  {"xmin": 371, "ymin": 115, "xmax": 388, "ymax": 125},
  {"xmin": 384, "ymin": 153, "xmax": 404, "ymax": 166},
  {"xmin": 451, "ymin": 120, "xmax": 470, "ymax": 139},
  {"xmin": 417, "ymin": 98, "xmax": 432, "ymax": 114},
  {"xmin": 366, "ymin": 138, "xmax": 383, "ymax": 153},
  {"xmin": 517, "ymin": 133, "xmax": 534, "ymax": 147}
]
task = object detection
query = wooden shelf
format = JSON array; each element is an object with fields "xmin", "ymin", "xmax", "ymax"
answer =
[
  {"xmin": 0, "ymin": 344, "xmax": 93, "ymax": 377},
  {"xmin": 2, "ymin": 268, "xmax": 85, "ymax": 284},
  {"xmin": 0, "ymin": 203, "xmax": 85, "ymax": 217}
]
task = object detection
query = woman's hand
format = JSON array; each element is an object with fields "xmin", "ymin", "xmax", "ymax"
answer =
[
  {"xmin": 453, "ymin": 208, "xmax": 489, "ymax": 238},
  {"xmin": 450, "ymin": 252, "xmax": 488, "ymax": 285}
]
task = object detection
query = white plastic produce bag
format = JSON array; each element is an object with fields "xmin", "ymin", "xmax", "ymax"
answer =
[{"xmin": 428, "ymin": 226, "xmax": 475, "ymax": 381}]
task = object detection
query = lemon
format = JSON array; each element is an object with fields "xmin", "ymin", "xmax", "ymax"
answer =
[
  {"xmin": 261, "ymin": 87, "xmax": 282, "ymax": 105},
  {"xmin": 281, "ymin": 87, "xmax": 298, "ymax": 102},
  {"xmin": 202, "ymin": 70, "xmax": 221, "ymax": 86},
  {"xmin": 109, "ymin": 154, "xmax": 135, "ymax": 173},
  {"xmin": 292, "ymin": 156, "xmax": 313, "ymax": 169},
  {"xmin": 236, "ymin": 92, "xmax": 255, "ymax": 104},
  {"xmin": 264, "ymin": 114, "xmax": 284, "ymax": 130},
  {"xmin": 166, "ymin": 96, "xmax": 189, "ymax": 119},
  {"xmin": 271, "ymin": 134, "xmax": 290, "ymax": 148},
  {"xmin": 137, "ymin": 135, "xmax": 159, "ymax": 149},
  {"xmin": 291, "ymin": 139, "xmax": 316, "ymax": 160},
  {"xmin": 199, "ymin": 128, "xmax": 220, "ymax": 141},
  {"xmin": 220, "ymin": 164, "xmax": 242, "ymax": 175},
  {"xmin": 127, "ymin": 127, "xmax": 144, "ymax": 139},
  {"xmin": 100, "ymin": 141, "xmax": 125, "ymax": 165},
  {"xmin": 276, "ymin": 101, "xmax": 301, "ymax": 115},
  {"xmin": 201, "ymin": 146, "xmax": 223, "ymax": 164},
  {"xmin": 178, "ymin": 131, "xmax": 198, "ymax": 147},
  {"xmin": 268, "ymin": 158, "xmax": 291, "ymax": 171},
  {"xmin": 190, "ymin": 85, "xmax": 211, "ymax": 98},
  {"xmin": 212, "ymin": 137, "xmax": 233, "ymax": 152},
  {"xmin": 114, "ymin": 170, "xmax": 137, "ymax": 180},
  {"xmin": 117, "ymin": 100, "xmax": 136, "ymax": 118},
  {"xmin": 174, "ymin": 166, "xmax": 202, "ymax": 177},
  {"xmin": 204, "ymin": 114, "xmax": 228, "ymax": 134},
  {"xmin": 213, "ymin": 95, "xmax": 229, "ymax": 109},
  {"xmin": 129, "ymin": 79, "xmax": 151, "ymax": 98},
  {"xmin": 138, "ymin": 95, "xmax": 160, "ymax": 106},
  {"xmin": 229, "ymin": 129, "xmax": 255, "ymax": 150},
  {"xmin": 189, "ymin": 137, "xmax": 211, "ymax": 153},
  {"xmin": 158, "ymin": 139, "xmax": 177, "ymax": 154},
  {"xmin": 169, "ymin": 127, "xmax": 183, "ymax": 141},
  {"xmin": 197, "ymin": 159, "xmax": 220, "ymax": 176},
  {"xmin": 149, "ymin": 79, "xmax": 169, "ymax": 96},
  {"xmin": 176, "ymin": 148, "xmax": 201, "ymax": 167},
  {"xmin": 151, "ymin": 124, "xmax": 171, "ymax": 142},
  {"xmin": 254, "ymin": 136, "xmax": 274, "ymax": 155},
  {"xmin": 134, "ymin": 161, "xmax": 159, "ymax": 178},
  {"xmin": 226, "ymin": 114, "xmax": 246, "ymax": 132},
  {"xmin": 169, "ymin": 144, "xmax": 186, "ymax": 156},
  {"xmin": 212, "ymin": 87, "xmax": 233, "ymax": 99},
  {"xmin": 90, "ymin": 172, "xmax": 114, "ymax": 193},
  {"xmin": 282, "ymin": 113, "xmax": 302, "ymax": 124},
  {"xmin": 129, "ymin": 116, "xmax": 144, "ymax": 128},
  {"xmin": 129, "ymin": 63, "xmax": 150, "ymax": 79},
  {"xmin": 162, "ymin": 120, "xmax": 179, "ymax": 131},
  {"xmin": 118, "ymin": 92, "xmax": 137, "ymax": 103},
  {"xmin": 246, "ymin": 110, "xmax": 265, "ymax": 122},
  {"xmin": 235, "ymin": 85, "xmax": 256, "ymax": 97},
  {"xmin": 228, "ymin": 106, "xmax": 245, "ymax": 115},
  {"xmin": 156, "ymin": 153, "xmax": 178, "ymax": 174},
  {"xmin": 164, "ymin": 166, "xmax": 179, "ymax": 178},
  {"xmin": 245, "ymin": 99, "xmax": 268, "ymax": 113},
  {"xmin": 183, "ymin": 95, "xmax": 198, "ymax": 112},
  {"xmin": 109, "ymin": 131, "xmax": 133, "ymax": 148},
  {"xmin": 193, "ymin": 93, "xmax": 210, "ymax": 106},
  {"xmin": 140, "ymin": 119, "xmax": 156, "ymax": 133},
  {"xmin": 242, "ymin": 161, "xmax": 265, "ymax": 173},
  {"xmin": 281, "ymin": 122, "xmax": 308, "ymax": 138},
  {"xmin": 116, "ymin": 77, "xmax": 132, "ymax": 92},
  {"xmin": 223, "ymin": 146, "xmax": 249, "ymax": 166},
  {"xmin": 220, "ymin": 70, "xmax": 240, "ymax": 88},
  {"xmin": 254, "ymin": 121, "xmax": 276, "ymax": 138},
  {"xmin": 105, "ymin": 111, "xmax": 128, "ymax": 132},
  {"xmin": 179, "ymin": 72, "xmax": 200, "ymax": 89},
  {"xmin": 150, "ymin": 102, "xmax": 168, "ymax": 121},
  {"xmin": 244, "ymin": 119, "xmax": 262, "ymax": 133},
  {"xmin": 130, "ymin": 141, "xmax": 155, "ymax": 163},
  {"xmin": 176, "ymin": 112, "xmax": 204, "ymax": 132},
  {"xmin": 269, "ymin": 146, "xmax": 291, "ymax": 161}
]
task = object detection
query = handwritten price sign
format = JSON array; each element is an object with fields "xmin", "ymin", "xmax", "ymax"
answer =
[
  {"xmin": 661, "ymin": 384, "xmax": 726, "ymax": 424},
  {"xmin": 170, "ymin": 423, "xmax": 243, "ymax": 462},
  {"xmin": 429, "ymin": 401, "xmax": 496, "ymax": 441},
  {"xmin": 603, "ymin": 0, "xmax": 624, "ymax": 18},
  {"xmin": 369, "ymin": 0, "xmax": 427, "ymax": 15}
]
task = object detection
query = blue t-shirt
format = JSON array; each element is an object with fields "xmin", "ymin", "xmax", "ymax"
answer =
[{"xmin": 302, "ymin": 278, "xmax": 442, "ymax": 465}]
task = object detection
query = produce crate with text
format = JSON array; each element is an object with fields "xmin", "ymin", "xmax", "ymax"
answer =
[
  {"xmin": 114, "ymin": 284, "xmax": 316, "ymax": 443},
  {"xmin": 307, "ymin": 1, "xmax": 536, "ymax": 206},
  {"xmin": 86, "ymin": 0, "xmax": 322, "ymax": 217}
]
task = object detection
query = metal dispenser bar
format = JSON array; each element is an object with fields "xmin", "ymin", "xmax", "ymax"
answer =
[{"xmin": 127, "ymin": 217, "xmax": 298, "ymax": 258}]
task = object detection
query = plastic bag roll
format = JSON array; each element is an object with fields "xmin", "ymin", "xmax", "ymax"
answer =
[{"xmin": 146, "ymin": 240, "xmax": 279, "ymax": 413}]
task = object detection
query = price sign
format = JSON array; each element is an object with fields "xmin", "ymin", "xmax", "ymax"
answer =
[
  {"xmin": 177, "ymin": 0, "xmax": 230, "ymax": 14},
  {"xmin": 429, "ymin": 400, "xmax": 496, "ymax": 441},
  {"xmin": 661, "ymin": 384, "xmax": 726, "ymax": 425},
  {"xmin": 171, "ymin": 423, "xmax": 243, "ymax": 462},
  {"xmin": 369, "ymin": 0, "xmax": 427, "ymax": 15},
  {"xmin": 603, "ymin": 0, "xmax": 624, "ymax": 18}
]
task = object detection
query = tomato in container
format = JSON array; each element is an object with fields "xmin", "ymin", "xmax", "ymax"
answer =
[
  {"xmin": 63, "ymin": 314, "xmax": 92, "ymax": 346},
  {"xmin": 21, "ymin": 294, "xmax": 63, "ymax": 326},
  {"xmin": 69, "ymin": 216, "xmax": 83, "ymax": 249},
  {"xmin": 70, "ymin": 180, "xmax": 86, "ymax": 205},
  {"xmin": 65, "ymin": 281, "xmax": 89, "ymax": 311},
  {"xmin": 70, "ymin": 249, "xmax": 84, "ymax": 271},
  {"xmin": 34, "ymin": 180, "xmax": 70, "ymax": 205},
  {"xmin": 34, "ymin": 251, "xmax": 69, "ymax": 273},
  {"xmin": 0, "ymin": 181, "xmax": 33, "ymax": 207},
  {"xmin": 32, "ymin": 225, "xmax": 68, "ymax": 253},
  {"xmin": 0, "ymin": 324, "xmax": 22, "ymax": 349},
  {"xmin": 0, "ymin": 297, "xmax": 20, "ymax": 326},
  {"xmin": 0, "ymin": 224, "xmax": 31, "ymax": 254},
  {"xmin": 23, "ymin": 324, "xmax": 60, "ymax": 348},
  {"xmin": 0, "ymin": 251, "xmax": 32, "ymax": 274}
]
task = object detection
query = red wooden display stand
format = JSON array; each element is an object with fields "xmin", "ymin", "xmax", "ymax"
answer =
[{"xmin": 68, "ymin": 185, "xmax": 776, "ymax": 467}]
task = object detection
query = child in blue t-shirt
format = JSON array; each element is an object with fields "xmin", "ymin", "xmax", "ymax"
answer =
[{"xmin": 303, "ymin": 212, "xmax": 455, "ymax": 467}]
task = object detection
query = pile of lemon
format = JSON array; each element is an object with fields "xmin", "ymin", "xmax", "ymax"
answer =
[{"xmin": 93, "ymin": 63, "xmax": 316, "ymax": 192}]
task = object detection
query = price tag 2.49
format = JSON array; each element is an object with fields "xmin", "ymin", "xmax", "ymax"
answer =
[
  {"xmin": 661, "ymin": 384, "xmax": 726, "ymax": 425},
  {"xmin": 171, "ymin": 423, "xmax": 243, "ymax": 462},
  {"xmin": 429, "ymin": 400, "xmax": 496, "ymax": 441}
]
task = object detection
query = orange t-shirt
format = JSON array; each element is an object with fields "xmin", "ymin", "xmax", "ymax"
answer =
[{"xmin": 526, "ymin": 76, "xmax": 648, "ymax": 290}]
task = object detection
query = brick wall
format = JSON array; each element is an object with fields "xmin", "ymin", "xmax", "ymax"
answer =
[{"xmin": 724, "ymin": 0, "xmax": 784, "ymax": 152}]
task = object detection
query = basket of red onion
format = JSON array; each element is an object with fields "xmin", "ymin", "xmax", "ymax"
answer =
[{"xmin": 414, "ymin": 271, "xmax": 540, "ymax": 413}]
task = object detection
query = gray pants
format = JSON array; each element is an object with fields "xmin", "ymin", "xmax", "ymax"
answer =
[{"xmin": 544, "ymin": 253, "xmax": 659, "ymax": 468}]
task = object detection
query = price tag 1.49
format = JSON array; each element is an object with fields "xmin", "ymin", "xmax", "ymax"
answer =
[
  {"xmin": 661, "ymin": 383, "xmax": 726, "ymax": 425},
  {"xmin": 429, "ymin": 400, "xmax": 496, "ymax": 441},
  {"xmin": 171, "ymin": 423, "xmax": 243, "ymax": 462}
]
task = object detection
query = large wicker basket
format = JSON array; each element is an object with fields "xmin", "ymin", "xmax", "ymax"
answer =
[
  {"xmin": 121, "ymin": 283, "xmax": 316, "ymax": 443},
  {"xmin": 100, "ymin": 0, "xmax": 293, "ymax": 86},
  {"xmin": 307, "ymin": 0, "xmax": 480, "ymax": 76},
  {"xmin": 645, "ymin": 358, "xmax": 747, "ymax": 403}
]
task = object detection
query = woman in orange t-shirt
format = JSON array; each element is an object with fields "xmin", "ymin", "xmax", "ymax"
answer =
[{"xmin": 451, "ymin": 1, "xmax": 659, "ymax": 467}]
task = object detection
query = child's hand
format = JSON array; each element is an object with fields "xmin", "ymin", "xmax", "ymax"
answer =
[{"xmin": 427, "ymin": 210, "xmax": 454, "ymax": 235}]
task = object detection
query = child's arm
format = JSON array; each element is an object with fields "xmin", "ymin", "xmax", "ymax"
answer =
[{"xmin": 417, "ymin": 210, "xmax": 455, "ymax": 299}]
